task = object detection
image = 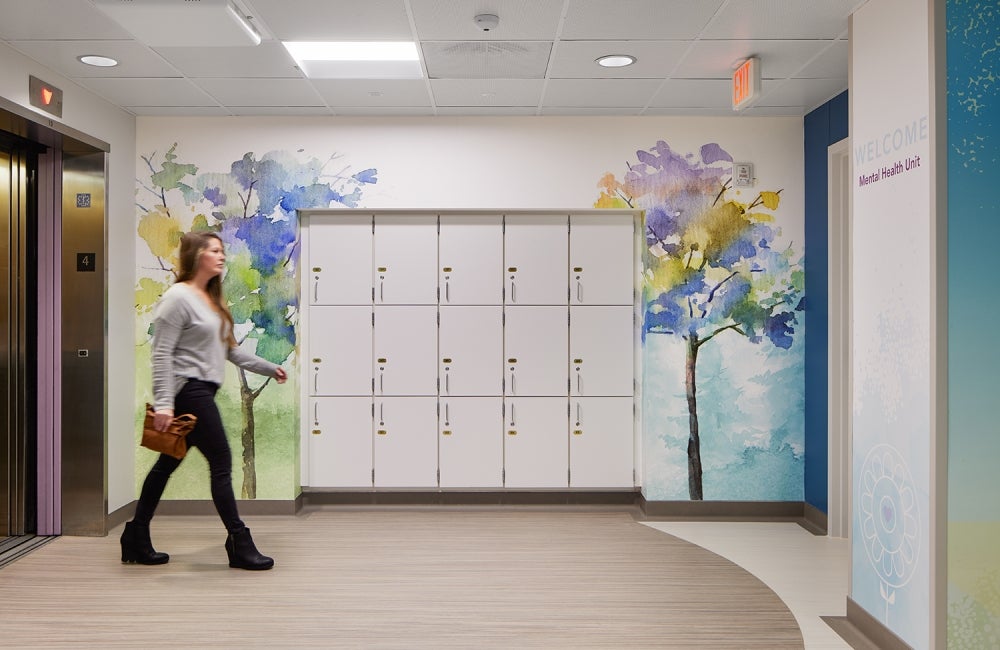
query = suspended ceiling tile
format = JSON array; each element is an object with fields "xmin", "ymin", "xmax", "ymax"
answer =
[
  {"xmin": 154, "ymin": 42, "xmax": 302, "ymax": 78},
  {"xmin": 312, "ymin": 79, "xmax": 432, "ymax": 107},
  {"xmin": 560, "ymin": 0, "xmax": 725, "ymax": 39},
  {"xmin": 543, "ymin": 79, "xmax": 663, "ymax": 108},
  {"xmin": 758, "ymin": 77, "xmax": 848, "ymax": 108},
  {"xmin": 410, "ymin": 0, "xmax": 563, "ymax": 41},
  {"xmin": 9, "ymin": 40, "xmax": 179, "ymax": 78},
  {"xmin": 540, "ymin": 107, "xmax": 644, "ymax": 116},
  {"xmin": 0, "ymin": 0, "xmax": 132, "ymax": 40},
  {"xmin": 78, "ymin": 77, "xmax": 218, "ymax": 107},
  {"xmin": 673, "ymin": 40, "xmax": 831, "ymax": 80},
  {"xmin": 228, "ymin": 106, "xmax": 334, "ymax": 116},
  {"xmin": 194, "ymin": 78, "xmax": 326, "ymax": 106},
  {"xmin": 333, "ymin": 106, "xmax": 436, "ymax": 116},
  {"xmin": 647, "ymin": 78, "xmax": 733, "ymax": 108},
  {"xmin": 422, "ymin": 41, "xmax": 551, "ymax": 79},
  {"xmin": 431, "ymin": 79, "xmax": 544, "ymax": 107},
  {"xmin": 643, "ymin": 106, "xmax": 743, "ymax": 116},
  {"xmin": 435, "ymin": 106, "xmax": 538, "ymax": 116},
  {"xmin": 739, "ymin": 105, "xmax": 807, "ymax": 116},
  {"xmin": 549, "ymin": 40, "xmax": 689, "ymax": 79},
  {"xmin": 794, "ymin": 40, "xmax": 849, "ymax": 78},
  {"xmin": 702, "ymin": 0, "xmax": 862, "ymax": 39},
  {"xmin": 127, "ymin": 106, "xmax": 233, "ymax": 116},
  {"xmin": 248, "ymin": 0, "xmax": 413, "ymax": 41}
]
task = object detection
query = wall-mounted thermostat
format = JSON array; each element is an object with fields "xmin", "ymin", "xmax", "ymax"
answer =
[{"xmin": 733, "ymin": 162, "xmax": 754, "ymax": 187}]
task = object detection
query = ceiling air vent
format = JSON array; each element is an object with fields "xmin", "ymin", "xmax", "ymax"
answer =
[
  {"xmin": 422, "ymin": 41, "xmax": 552, "ymax": 79},
  {"xmin": 92, "ymin": 0, "xmax": 260, "ymax": 47}
]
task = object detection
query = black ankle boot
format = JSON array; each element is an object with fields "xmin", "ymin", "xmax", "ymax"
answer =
[
  {"xmin": 225, "ymin": 527, "xmax": 274, "ymax": 570},
  {"xmin": 120, "ymin": 521, "xmax": 169, "ymax": 565}
]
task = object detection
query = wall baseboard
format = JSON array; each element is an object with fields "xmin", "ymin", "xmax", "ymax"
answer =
[
  {"xmin": 802, "ymin": 502, "xmax": 828, "ymax": 535},
  {"xmin": 639, "ymin": 497, "xmax": 804, "ymax": 520},
  {"xmin": 107, "ymin": 494, "xmax": 817, "ymax": 526},
  {"xmin": 821, "ymin": 597, "xmax": 913, "ymax": 650}
]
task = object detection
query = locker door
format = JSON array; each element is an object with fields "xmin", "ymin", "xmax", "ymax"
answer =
[
  {"xmin": 569, "ymin": 214, "xmax": 635, "ymax": 305},
  {"xmin": 307, "ymin": 397, "xmax": 373, "ymax": 487},
  {"xmin": 504, "ymin": 214, "xmax": 568, "ymax": 305},
  {"xmin": 439, "ymin": 397, "xmax": 503, "ymax": 488},
  {"xmin": 310, "ymin": 306, "xmax": 373, "ymax": 396},
  {"xmin": 439, "ymin": 215, "xmax": 503, "ymax": 305},
  {"xmin": 374, "ymin": 214, "xmax": 438, "ymax": 305},
  {"xmin": 503, "ymin": 397, "xmax": 568, "ymax": 488},
  {"xmin": 504, "ymin": 306, "xmax": 568, "ymax": 396},
  {"xmin": 373, "ymin": 397, "xmax": 438, "ymax": 487},
  {"xmin": 439, "ymin": 306, "xmax": 503, "ymax": 396},
  {"xmin": 569, "ymin": 397, "xmax": 634, "ymax": 488},
  {"xmin": 308, "ymin": 214, "xmax": 373, "ymax": 305},
  {"xmin": 374, "ymin": 306, "xmax": 438, "ymax": 396},
  {"xmin": 569, "ymin": 306, "xmax": 634, "ymax": 397}
]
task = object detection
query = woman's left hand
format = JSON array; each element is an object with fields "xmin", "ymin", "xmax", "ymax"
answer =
[{"xmin": 274, "ymin": 367, "xmax": 287, "ymax": 384}]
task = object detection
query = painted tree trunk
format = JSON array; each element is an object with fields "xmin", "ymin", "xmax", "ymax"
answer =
[
  {"xmin": 685, "ymin": 335, "xmax": 704, "ymax": 500},
  {"xmin": 238, "ymin": 375, "xmax": 258, "ymax": 499}
]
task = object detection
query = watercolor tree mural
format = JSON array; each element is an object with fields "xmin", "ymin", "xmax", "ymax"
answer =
[
  {"xmin": 136, "ymin": 144, "xmax": 376, "ymax": 498},
  {"xmin": 595, "ymin": 140, "xmax": 803, "ymax": 500}
]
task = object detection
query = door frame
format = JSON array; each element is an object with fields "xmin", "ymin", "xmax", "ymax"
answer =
[{"xmin": 827, "ymin": 137, "xmax": 851, "ymax": 539}]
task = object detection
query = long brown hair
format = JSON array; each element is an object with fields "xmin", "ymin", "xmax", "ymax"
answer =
[{"xmin": 175, "ymin": 231, "xmax": 237, "ymax": 346}]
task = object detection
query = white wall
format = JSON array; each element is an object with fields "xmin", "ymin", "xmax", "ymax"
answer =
[
  {"xmin": 136, "ymin": 114, "xmax": 805, "ymax": 502},
  {"xmin": 850, "ymin": 1, "xmax": 936, "ymax": 648},
  {"xmin": 1, "ymin": 42, "xmax": 137, "ymax": 514}
]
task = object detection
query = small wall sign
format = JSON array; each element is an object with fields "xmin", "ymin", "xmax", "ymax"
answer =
[{"xmin": 77, "ymin": 253, "xmax": 96, "ymax": 272}]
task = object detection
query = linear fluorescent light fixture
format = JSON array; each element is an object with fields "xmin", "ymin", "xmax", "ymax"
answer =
[{"xmin": 283, "ymin": 41, "xmax": 422, "ymax": 79}]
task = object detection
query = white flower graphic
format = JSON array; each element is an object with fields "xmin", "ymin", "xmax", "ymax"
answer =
[{"xmin": 859, "ymin": 444, "xmax": 920, "ymax": 624}]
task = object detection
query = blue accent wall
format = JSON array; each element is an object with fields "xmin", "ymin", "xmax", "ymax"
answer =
[{"xmin": 803, "ymin": 91, "xmax": 847, "ymax": 513}]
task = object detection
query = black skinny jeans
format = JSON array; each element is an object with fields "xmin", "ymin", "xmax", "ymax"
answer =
[{"xmin": 133, "ymin": 379, "xmax": 245, "ymax": 534}]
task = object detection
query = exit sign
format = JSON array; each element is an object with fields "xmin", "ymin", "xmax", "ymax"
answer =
[
  {"xmin": 732, "ymin": 57, "xmax": 760, "ymax": 111},
  {"xmin": 29, "ymin": 75, "xmax": 63, "ymax": 118}
]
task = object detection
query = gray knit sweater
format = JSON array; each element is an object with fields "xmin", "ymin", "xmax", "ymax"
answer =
[{"xmin": 151, "ymin": 282, "xmax": 279, "ymax": 411}]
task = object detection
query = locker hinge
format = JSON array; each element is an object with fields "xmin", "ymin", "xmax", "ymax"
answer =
[
  {"xmin": 502, "ymin": 468, "xmax": 505, "ymax": 485},
  {"xmin": 372, "ymin": 221, "xmax": 375, "ymax": 234},
  {"xmin": 372, "ymin": 468, "xmax": 375, "ymax": 483},
  {"xmin": 437, "ymin": 311, "xmax": 440, "ymax": 326},
  {"xmin": 372, "ymin": 378, "xmax": 375, "ymax": 393},
  {"xmin": 568, "ymin": 469, "xmax": 571, "ymax": 484},
  {"xmin": 501, "ymin": 310, "xmax": 505, "ymax": 325},
  {"xmin": 437, "ymin": 469, "xmax": 440, "ymax": 483},
  {"xmin": 437, "ymin": 287, "xmax": 440, "ymax": 302},
  {"xmin": 437, "ymin": 378, "xmax": 440, "ymax": 392},
  {"xmin": 372, "ymin": 287, "xmax": 376, "ymax": 302},
  {"xmin": 372, "ymin": 311, "xmax": 375, "ymax": 326}
]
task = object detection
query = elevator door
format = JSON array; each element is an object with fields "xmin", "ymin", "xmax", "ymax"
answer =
[{"xmin": 1, "ymin": 140, "xmax": 36, "ymax": 540}]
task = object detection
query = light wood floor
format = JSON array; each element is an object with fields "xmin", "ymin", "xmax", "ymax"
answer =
[{"xmin": 0, "ymin": 509, "xmax": 805, "ymax": 649}]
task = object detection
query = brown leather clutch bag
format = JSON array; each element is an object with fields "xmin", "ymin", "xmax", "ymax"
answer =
[{"xmin": 141, "ymin": 403, "xmax": 197, "ymax": 459}]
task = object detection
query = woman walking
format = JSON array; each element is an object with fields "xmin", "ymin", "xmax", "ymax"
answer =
[{"xmin": 121, "ymin": 231, "xmax": 287, "ymax": 570}]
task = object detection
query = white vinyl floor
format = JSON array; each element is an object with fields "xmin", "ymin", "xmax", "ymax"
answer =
[{"xmin": 643, "ymin": 521, "xmax": 851, "ymax": 650}]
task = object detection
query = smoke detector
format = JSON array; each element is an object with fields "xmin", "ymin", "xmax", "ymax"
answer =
[{"xmin": 474, "ymin": 14, "xmax": 499, "ymax": 32}]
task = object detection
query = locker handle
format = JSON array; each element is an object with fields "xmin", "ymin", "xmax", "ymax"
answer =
[
  {"xmin": 445, "ymin": 279, "xmax": 450, "ymax": 302},
  {"xmin": 510, "ymin": 372, "xmax": 516, "ymax": 396},
  {"xmin": 576, "ymin": 402, "xmax": 581, "ymax": 423},
  {"xmin": 576, "ymin": 372, "xmax": 581, "ymax": 394},
  {"xmin": 379, "ymin": 372, "xmax": 384, "ymax": 394},
  {"xmin": 510, "ymin": 279, "xmax": 516, "ymax": 303},
  {"xmin": 313, "ymin": 369, "xmax": 318, "ymax": 394},
  {"xmin": 379, "ymin": 403, "xmax": 384, "ymax": 422},
  {"xmin": 444, "ymin": 403, "xmax": 450, "ymax": 424},
  {"xmin": 445, "ymin": 372, "xmax": 450, "ymax": 395},
  {"xmin": 577, "ymin": 280, "xmax": 582, "ymax": 303},
  {"xmin": 314, "ymin": 402, "xmax": 319, "ymax": 426},
  {"xmin": 379, "ymin": 279, "xmax": 384, "ymax": 302},
  {"xmin": 509, "ymin": 404, "xmax": 515, "ymax": 426},
  {"xmin": 313, "ymin": 277, "xmax": 319, "ymax": 303}
]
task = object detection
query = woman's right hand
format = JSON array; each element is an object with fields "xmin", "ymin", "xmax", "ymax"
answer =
[{"xmin": 154, "ymin": 409, "xmax": 175, "ymax": 432}]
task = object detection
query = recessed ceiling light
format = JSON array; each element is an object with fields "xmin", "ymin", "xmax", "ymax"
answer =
[
  {"xmin": 282, "ymin": 41, "xmax": 422, "ymax": 79},
  {"xmin": 78, "ymin": 55, "xmax": 119, "ymax": 67},
  {"xmin": 596, "ymin": 54, "xmax": 636, "ymax": 68}
]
